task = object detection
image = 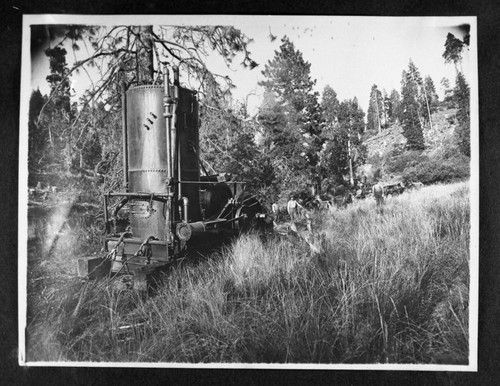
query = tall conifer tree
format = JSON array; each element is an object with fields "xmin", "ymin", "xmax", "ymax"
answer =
[
  {"xmin": 401, "ymin": 60, "xmax": 425, "ymax": 150},
  {"xmin": 454, "ymin": 72, "xmax": 470, "ymax": 157},
  {"xmin": 367, "ymin": 84, "xmax": 383, "ymax": 134},
  {"xmin": 258, "ymin": 36, "xmax": 322, "ymax": 187}
]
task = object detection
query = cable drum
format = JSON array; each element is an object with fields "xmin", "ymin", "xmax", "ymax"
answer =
[{"xmin": 200, "ymin": 183, "xmax": 233, "ymax": 220}]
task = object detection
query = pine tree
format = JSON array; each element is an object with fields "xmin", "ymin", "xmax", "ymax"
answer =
[
  {"xmin": 28, "ymin": 89, "xmax": 48, "ymax": 174},
  {"xmin": 388, "ymin": 89, "xmax": 402, "ymax": 123},
  {"xmin": 319, "ymin": 85, "xmax": 342, "ymax": 184},
  {"xmin": 42, "ymin": 46, "xmax": 74, "ymax": 170},
  {"xmin": 258, "ymin": 36, "xmax": 322, "ymax": 190},
  {"xmin": 259, "ymin": 37, "xmax": 317, "ymax": 113},
  {"xmin": 135, "ymin": 26, "xmax": 155, "ymax": 85},
  {"xmin": 454, "ymin": 72, "xmax": 470, "ymax": 157},
  {"xmin": 367, "ymin": 84, "xmax": 383, "ymax": 134},
  {"xmin": 443, "ymin": 32, "xmax": 469, "ymax": 74},
  {"xmin": 418, "ymin": 76, "xmax": 433, "ymax": 130},
  {"xmin": 42, "ymin": 46, "xmax": 106, "ymax": 175},
  {"xmin": 441, "ymin": 31, "xmax": 471, "ymax": 157},
  {"xmin": 440, "ymin": 77, "xmax": 454, "ymax": 106},
  {"xmin": 199, "ymin": 98, "xmax": 275, "ymax": 196},
  {"xmin": 321, "ymin": 97, "xmax": 365, "ymax": 185},
  {"xmin": 401, "ymin": 60, "xmax": 425, "ymax": 150},
  {"xmin": 321, "ymin": 85, "xmax": 340, "ymax": 124},
  {"xmin": 423, "ymin": 76, "xmax": 439, "ymax": 113},
  {"xmin": 381, "ymin": 89, "xmax": 390, "ymax": 128}
]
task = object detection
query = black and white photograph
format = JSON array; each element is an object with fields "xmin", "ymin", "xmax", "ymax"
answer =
[{"xmin": 18, "ymin": 15, "xmax": 478, "ymax": 370}]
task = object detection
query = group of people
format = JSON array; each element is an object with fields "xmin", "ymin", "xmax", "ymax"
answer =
[
  {"xmin": 271, "ymin": 182, "xmax": 386, "ymax": 224},
  {"xmin": 270, "ymin": 195, "xmax": 305, "ymax": 223},
  {"xmin": 286, "ymin": 195, "xmax": 303, "ymax": 222}
]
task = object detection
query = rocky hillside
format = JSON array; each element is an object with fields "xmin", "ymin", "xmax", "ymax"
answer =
[
  {"xmin": 361, "ymin": 105, "xmax": 460, "ymax": 184},
  {"xmin": 363, "ymin": 122, "xmax": 406, "ymax": 161}
]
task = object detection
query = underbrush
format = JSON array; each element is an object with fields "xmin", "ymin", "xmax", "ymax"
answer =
[
  {"xmin": 381, "ymin": 147, "xmax": 470, "ymax": 185},
  {"xmin": 401, "ymin": 155, "xmax": 470, "ymax": 185},
  {"xmin": 25, "ymin": 181, "xmax": 471, "ymax": 364}
]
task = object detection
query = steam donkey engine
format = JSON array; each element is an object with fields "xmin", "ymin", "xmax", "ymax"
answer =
[{"xmin": 79, "ymin": 66, "xmax": 271, "ymax": 288}]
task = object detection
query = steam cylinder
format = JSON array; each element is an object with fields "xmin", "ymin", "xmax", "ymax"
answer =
[{"xmin": 126, "ymin": 85, "xmax": 202, "ymax": 240}]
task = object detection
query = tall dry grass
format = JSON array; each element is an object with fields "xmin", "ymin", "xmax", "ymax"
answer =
[{"xmin": 25, "ymin": 181, "xmax": 470, "ymax": 364}]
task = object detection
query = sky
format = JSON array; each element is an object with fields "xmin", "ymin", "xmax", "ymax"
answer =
[{"xmin": 28, "ymin": 15, "xmax": 475, "ymax": 116}]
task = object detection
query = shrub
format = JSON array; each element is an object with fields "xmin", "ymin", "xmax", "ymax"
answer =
[
  {"xmin": 402, "ymin": 155, "xmax": 469, "ymax": 184},
  {"xmin": 386, "ymin": 150, "xmax": 428, "ymax": 174},
  {"xmin": 455, "ymin": 120, "xmax": 471, "ymax": 157}
]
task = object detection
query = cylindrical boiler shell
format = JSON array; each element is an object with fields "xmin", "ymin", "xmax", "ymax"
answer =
[
  {"xmin": 125, "ymin": 84, "xmax": 202, "ymax": 240},
  {"xmin": 126, "ymin": 85, "xmax": 168, "ymax": 239}
]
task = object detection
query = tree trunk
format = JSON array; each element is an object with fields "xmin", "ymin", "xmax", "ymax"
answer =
[
  {"xmin": 348, "ymin": 136, "xmax": 354, "ymax": 187},
  {"xmin": 382, "ymin": 98, "xmax": 388, "ymax": 126},
  {"xmin": 375, "ymin": 95, "xmax": 382, "ymax": 135},
  {"xmin": 421, "ymin": 84, "xmax": 433, "ymax": 130},
  {"xmin": 135, "ymin": 26, "xmax": 155, "ymax": 85}
]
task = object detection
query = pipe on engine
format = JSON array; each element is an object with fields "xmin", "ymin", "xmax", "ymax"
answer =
[
  {"xmin": 121, "ymin": 79, "xmax": 128, "ymax": 190},
  {"xmin": 182, "ymin": 196, "xmax": 189, "ymax": 223},
  {"xmin": 163, "ymin": 66, "xmax": 172, "ymax": 179},
  {"xmin": 173, "ymin": 66, "xmax": 179, "ymax": 86},
  {"xmin": 163, "ymin": 66, "xmax": 173, "ymax": 260},
  {"xmin": 171, "ymin": 66, "xmax": 180, "ymax": 200}
]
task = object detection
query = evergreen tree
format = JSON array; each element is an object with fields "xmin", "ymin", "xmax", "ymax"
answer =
[
  {"xmin": 381, "ymin": 89, "xmax": 390, "ymax": 128},
  {"xmin": 387, "ymin": 89, "xmax": 402, "ymax": 123},
  {"xmin": 418, "ymin": 76, "xmax": 434, "ymax": 129},
  {"xmin": 443, "ymin": 32, "xmax": 469, "ymax": 74},
  {"xmin": 257, "ymin": 91, "xmax": 303, "ymax": 164},
  {"xmin": 440, "ymin": 77, "xmax": 454, "ymax": 106},
  {"xmin": 442, "ymin": 31, "xmax": 471, "ymax": 157},
  {"xmin": 367, "ymin": 84, "xmax": 383, "ymax": 134},
  {"xmin": 321, "ymin": 97, "xmax": 365, "ymax": 185},
  {"xmin": 41, "ymin": 46, "xmax": 74, "ymax": 170},
  {"xmin": 45, "ymin": 46, "xmax": 71, "ymax": 111},
  {"xmin": 339, "ymin": 97, "xmax": 365, "ymax": 146},
  {"xmin": 41, "ymin": 46, "xmax": 107, "ymax": 175},
  {"xmin": 320, "ymin": 85, "xmax": 340, "ymax": 124},
  {"xmin": 259, "ymin": 37, "xmax": 317, "ymax": 114},
  {"xmin": 258, "ymin": 36, "xmax": 322, "ymax": 191},
  {"xmin": 28, "ymin": 89, "xmax": 48, "ymax": 174},
  {"xmin": 401, "ymin": 60, "xmax": 425, "ymax": 150},
  {"xmin": 423, "ymin": 75, "xmax": 439, "ymax": 113},
  {"xmin": 319, "ymin": 85, "xmax": 342, "ymax": 184},
  {"xmin": 454, "ymin": 72, "xmax": 470, "ymax": 157},
  {"xmin": 135, "ymin": 26, "xmax": 155, "ymax": 85},
  {"xmin": 200, "ymin": 99, "xmax": 274, "ymax": 196}
]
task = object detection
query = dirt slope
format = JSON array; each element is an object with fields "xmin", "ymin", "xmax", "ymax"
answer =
[{"xmin": 361, "ymin": 106, "xmax": 458, "ymax": 184}]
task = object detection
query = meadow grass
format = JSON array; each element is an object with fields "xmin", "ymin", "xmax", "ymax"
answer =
[{"xmin": 25, "ymin": 181, "xmax": 470, "ymax": 364}]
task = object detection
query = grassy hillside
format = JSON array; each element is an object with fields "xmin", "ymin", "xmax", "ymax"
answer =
[{"xmin": 25, "ymin": 181, "xmax": 470, "ymax": 364}]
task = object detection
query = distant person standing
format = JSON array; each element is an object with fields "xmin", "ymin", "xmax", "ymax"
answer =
[
  {"xmin": 373, "ymin": 183, "xmax": 385, "ymax": 206},
  {"xmin": 287, "ymin": 195, "xmax": 303, "ymax": 222},
  {"xmin": 271, "ymin": 202, "xmax": 279, "ymax": 222}
]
